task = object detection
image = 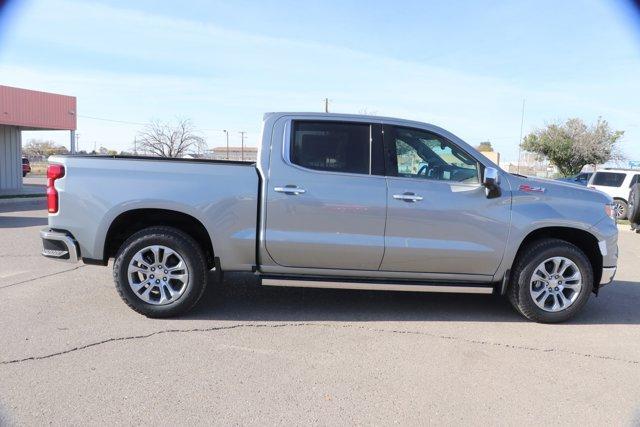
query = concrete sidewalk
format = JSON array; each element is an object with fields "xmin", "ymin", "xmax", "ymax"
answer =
[{"xmin": 0, "ymin": 176, "xmax": 45, "ymax": 199}]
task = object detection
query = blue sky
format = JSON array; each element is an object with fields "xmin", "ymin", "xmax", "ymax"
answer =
[{"xmin": 0, "ymin": 0, "xmax": 639, "ymax": 162}]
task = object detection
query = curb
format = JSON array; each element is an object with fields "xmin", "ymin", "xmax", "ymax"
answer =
[{"xmin": 0, "ymin": 195, "xmax": 46, "ymax": 204}]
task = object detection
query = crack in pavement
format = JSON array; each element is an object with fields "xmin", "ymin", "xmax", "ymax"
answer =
[
  {"xmin": 0, "ymin": 323, "xmax": 307, "ymax": 365},
  {"xmin": 1, "ymin": 322, "xmax": 639, "ymax": 366},
  {"xmin": 0, "ymin": 265, "xmax": 86, "ymax": 290}
]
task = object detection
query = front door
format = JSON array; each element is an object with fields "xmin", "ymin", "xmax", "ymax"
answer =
[
  {"xmin": 264, "ymin": 119, "xmax": 387, "ymax": 270},
  {"xmin": 380, "ymin": 125, "xmax": 510, "ymax": 276}
]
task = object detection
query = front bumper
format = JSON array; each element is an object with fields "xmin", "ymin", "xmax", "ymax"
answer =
[
  {"xmin": 600, "ymin": 266, "xmax": 616, "ymax": 286},
  {"xmin": 40, "ymin": 229, "xmax": 79, "ymax": 263}
]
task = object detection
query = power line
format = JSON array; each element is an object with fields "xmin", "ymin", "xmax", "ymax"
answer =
[
  {"xmin": 77, "ymin": 114, "xmax": 239, "ymax": 133},
  {"xmin": 77, "ymin": 114, "xmax": 146, "ymax": 126}
]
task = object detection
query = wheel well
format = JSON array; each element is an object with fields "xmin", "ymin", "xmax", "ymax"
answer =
[
  {"xmin": 514, "ymin": 227, "xmax": 603, "ymax": 288},
  {"xmin": 104, "ymin": 209, "xmax": 215, "ymax": 268},
  {"xmin": 613, "ymin": 197, "xmax": 628, "ymax": 203}
]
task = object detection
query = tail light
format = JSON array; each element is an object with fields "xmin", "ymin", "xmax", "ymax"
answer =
[{"xmin": 47, "ymin": 164, "xmax": 65, "ymax": 213}]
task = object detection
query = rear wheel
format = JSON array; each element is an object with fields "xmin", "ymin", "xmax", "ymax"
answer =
[
  {"xmin": 628, "ymin": 184, "xmax": 640, "ymax": 230},
  {"xmin": 613, "ymin": 199, "xmax": 628, "ymax": 220},
  {"xmin": 113, "ymin": 226, "xmax": 207, "ymax": 317},
  {"xmin": 508, "ymin": 239, "xmax": 593, "ymax": 323}
]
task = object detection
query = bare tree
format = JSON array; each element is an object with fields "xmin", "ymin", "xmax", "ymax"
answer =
[
  {"xmin": 136, "ymin": 118, "xmax": 206, "ymax": 157},
  {"xmin": 23, "ymin": 139, "xmax": 69, "ymax": 160}
]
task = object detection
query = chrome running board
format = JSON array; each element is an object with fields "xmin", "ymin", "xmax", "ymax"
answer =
[{"xmin": 261, "ymin": 278, "xmax": 493, "ymax": 294}]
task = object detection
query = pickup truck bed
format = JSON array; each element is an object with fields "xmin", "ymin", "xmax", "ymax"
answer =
[{"xmin": 47, "ymin": 155, "xmax": 259, "ymax": 271}]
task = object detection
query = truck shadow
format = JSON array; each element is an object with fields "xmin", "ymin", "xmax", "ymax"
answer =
[
  {"xmin": 182, "ymin": 273, "xmax": 640, "ymax": 324},
  {"xmin": 0, "ymin": 199, "xmax": 46, "ymax": 214}
]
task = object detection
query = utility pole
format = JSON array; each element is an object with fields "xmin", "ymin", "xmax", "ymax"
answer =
[
  {"xmin": 223, "ymin": 130, "xmax": 229, "ymax": 160},
  {"xmin": 323, "ymin": 98, "xmax": 330, "ymax": 113},
  {"xmin": 516, "ymin": 99, "xmax": 525, "ymax": 174},
  {"xmin": 133, "ymin": 137, "xmax": 137, "ymax": 155},
  {"xmin": 238, "ymin": 131, "xmax": 246, "ymax": 161}
]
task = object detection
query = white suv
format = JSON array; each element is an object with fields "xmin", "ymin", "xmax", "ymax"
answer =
[{"xmin": 588, "ymin": 169, "xmax": 640, "ymax": 219}]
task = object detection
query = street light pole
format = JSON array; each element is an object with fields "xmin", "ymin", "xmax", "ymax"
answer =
[
  {"xmin": 516, "ymin": 99, "xmax": 525, "ymax": 174},
  {"xmin": 223, "ymin": 130, "xmax": 229, "ymax": 160},
  {"xmin": 238, "ymin": 131, "xmax": 246, "ymax": 161}
]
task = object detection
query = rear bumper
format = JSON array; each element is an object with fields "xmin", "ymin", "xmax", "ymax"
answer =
[
  {"xmin": 600, "ymin": 267, "xmax": 617, "ymax": 286},
  {"xmin": 40, "ymin": 229, "xmax": 79, "ymax": 263}
]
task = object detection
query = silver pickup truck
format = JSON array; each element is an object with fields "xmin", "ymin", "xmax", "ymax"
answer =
[{"xmin": 41, "ymin": 112, "xmax": 618, "ymax": 323}]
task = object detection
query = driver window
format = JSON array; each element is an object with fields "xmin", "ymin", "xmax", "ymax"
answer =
[{"xmin": 393, "ymin": 127, "xmax": 479, "ymax": 183}]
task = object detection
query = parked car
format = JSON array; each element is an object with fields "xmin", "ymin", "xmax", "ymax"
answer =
[
  {"xmin": 22, "ymin": 157, "xmax": 31, "ymax": 177},
  {"xmin": 40, "ymin": 112, "xmax": 618, "ymax": 323},
  {"xmin": 557, "ymin": 172, "xmax": 592, "ymax": 186},
  {"xmin": 587, "ymin": 169, "xmax": 640, "ymax": 219},
  {"xmin": 629, "ymin": 183, "xmax": 639, "ymax": 232}
]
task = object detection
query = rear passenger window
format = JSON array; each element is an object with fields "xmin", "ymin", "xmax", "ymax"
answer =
[
  {"xmin": 291, "ymin": 121, "xmax": 370, "ymax": 174},
  {"xmin": 592, "ymin": 172, "xmax": 626, "ymax": 187}
]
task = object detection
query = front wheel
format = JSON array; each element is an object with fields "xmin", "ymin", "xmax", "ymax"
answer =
[
  {"xmin": 508, "ymin": 239, "xmax": 593, "ymax": 323},
  {"xmin": 113, "ymin": 226, "xmax": 208, "ymax": 317}
]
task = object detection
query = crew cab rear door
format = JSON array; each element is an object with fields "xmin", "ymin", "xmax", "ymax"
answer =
[{"xmin": 264, "ymin": 118, "xmax": 387, "ymax": 270}]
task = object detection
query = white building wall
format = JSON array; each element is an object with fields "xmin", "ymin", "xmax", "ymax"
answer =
[{"xmin": 0, "ymin": 125, "xmax": 22, "ymax": 190}]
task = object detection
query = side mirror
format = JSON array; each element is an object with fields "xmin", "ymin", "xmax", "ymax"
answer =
[{"xmin": 483, "ymin": 167, "xmax": 501, "ymax": 199}]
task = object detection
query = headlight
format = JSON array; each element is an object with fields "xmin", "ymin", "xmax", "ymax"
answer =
[{"xmin": 605, "ymin": 203, "xmax": 616, "ymax": 220}]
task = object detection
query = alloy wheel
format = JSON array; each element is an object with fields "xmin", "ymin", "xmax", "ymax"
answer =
[
  {"xmin": 614, "ymin": 201, "xmax": 626, "ymax": 219},
  {"xmin": 127, "ymin": 245, "xmax": 189, "ymax": 305},
  {"xmin": 529, "ymin": 256, "xmax": 582, "ymax": 312}
]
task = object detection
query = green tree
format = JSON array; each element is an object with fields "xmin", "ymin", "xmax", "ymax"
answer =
[
  {"xmin": 521, "ymin": 118, "xmax": 624, "ymax": 176},
  {"xmin": 476, "ymin": 141, "xmax": 493, "ymax": 152}
]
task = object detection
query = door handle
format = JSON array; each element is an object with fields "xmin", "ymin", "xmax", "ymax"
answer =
[
  {"xmin": 393, "ymin": 192, "xmax": 423, "ymax": 202},
  {"xmin": 274, "ymin": 186, "xmax": 306, "ymax": 195}
]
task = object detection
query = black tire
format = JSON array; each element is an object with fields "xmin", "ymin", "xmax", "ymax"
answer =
[
  {"xmin": 628, "ymin": 184, "xmax": 640, "ymax": 228},
  {"xmin": 113, "ymin": 226, "xmax": 208, "ymax": 318},
  {"xmin": 22, "ymin": 172, "xmax": 27, "ymax": 177},
  {"xmin": 508, "ymin": 238, "xmax": 593, "ymax": 323},
  {"xmin": 614, "ymin": 198, "xmax": 628, "ymax": 220}
]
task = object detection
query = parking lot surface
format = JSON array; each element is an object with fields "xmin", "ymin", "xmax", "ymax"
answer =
[{"xmin": 1, "ymin": 199, "xmax": 640, "ymax": 425}]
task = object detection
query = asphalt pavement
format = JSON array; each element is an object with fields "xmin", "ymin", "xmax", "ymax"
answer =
[{"xmin": 1, "ymin": 199, "xmax": 640, "ymax": 425}]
